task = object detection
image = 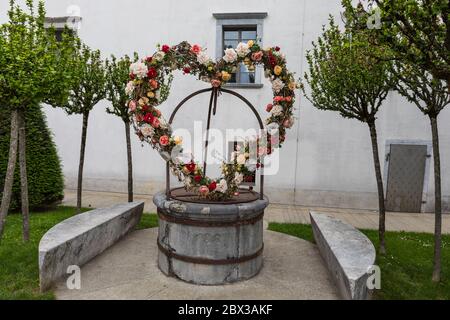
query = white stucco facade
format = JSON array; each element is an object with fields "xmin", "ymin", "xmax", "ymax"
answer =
[{"xmin": 1, "ymin": 0, "xmax": 449, "ymax": 212}]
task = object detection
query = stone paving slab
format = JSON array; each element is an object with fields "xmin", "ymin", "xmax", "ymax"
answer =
[
  {"xmin": 54, "ymin": 228, "xmax": 339, "ymax": 300},
  {"xmin": 63, "ymin": 189, "xmax": 450, "ymax": 234}
]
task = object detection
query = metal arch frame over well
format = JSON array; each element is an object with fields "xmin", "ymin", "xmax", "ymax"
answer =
[{"xmin": 165, "ymin": 87, "xmax": 265, "ymax": 200}]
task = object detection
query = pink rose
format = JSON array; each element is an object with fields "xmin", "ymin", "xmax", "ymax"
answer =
[
  {"xmin": 270, "ymin": 135, "xmax": 279, "ymax": 145},
  {"xmin": 211, "ymin": 79, "xmax": 221, "ymax": 88},
  {"xmin": 251, "ymin": 51, "xmax": 263, "ymax": 62},
  {"xmin": 151, "ymin": 117, "xmax": 160, "ymax": 128},
  {"xmin": 198, "ymin": 185, "xmax": 209, "ymax": 196},
  {"xmin": 128, "ymin": 100, "xmax": 137, "ymax": 112},
  {"xmin": 257, "ymin": 147, "xmax": 267, "ymax": 157},
  {"xmin": 135, "ymin": 114, "xmax": 144, "ymax": 122},
  {"xmin": 191, "ymin": 44, "xmax": 202, "ymax": 54},
  {"xmin": 283, "ymin": 118, "xmax": 294, "ymax": 128},
  {"xmin": 159, "ymin": 135, "xmax": 169, "ymax": 146}
]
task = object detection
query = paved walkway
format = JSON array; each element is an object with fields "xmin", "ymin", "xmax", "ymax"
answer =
[
  {"xmin": 54, "ymin": 228, "xmax": 339, "ymax": 300},
  {"xmin": 63, "ymin": 189, "xmax": 450, "ymax": 234}
]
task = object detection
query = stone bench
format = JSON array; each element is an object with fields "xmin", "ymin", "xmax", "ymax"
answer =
[
  {"xmin": 39, "ymin": 202, "xmax": 144, "ymax": 291},
  {"xmin": 310, "ymin": 212, "xmax": 376, "ymax": 300}
]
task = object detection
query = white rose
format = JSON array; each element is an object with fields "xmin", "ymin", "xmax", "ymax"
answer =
[
  {"xmin": 140, "ymin": 124, "xmax": 154, "ymax": 137},
  {"xmin": 154, "ymin": 51, "xmax": 166, "ymax": 61},
  {"xmin": 125, "ymin": 81, "xmax": 135, "ymax": 96},
  {"xmin": 223, "ymin": 48, "xmax": 237, "ymax": 63},
  {"xmin": 234, "ymin": 172, "xmax": 244, "ymax": 185},
  {"xmin": 236, "ymin": 153, "xmax": 247, "ymax": 165},
  {"xmin": 236, "ymin": 42, "xmax": 250, "ymax": 57},
  {"xmin": 216, "ymin": 179, "xmax": 228, "ymax": 193},
  {"xmin": 271, "ymin": 105, "xmax": 283, "ymax": 117},
  {"xmin": 197, "ymin": 51, "xmax": 211, "ymax": 65},
  {"xmin": 271, "ymin": 78, "xmax": 285, "ymax": 93},
  {"xmin": 155, "ymin": 90, "xmax": 161, "ymax": 101},
  {"xmin": 129, "ymin": 62, "xmax": 148, "ymax": 80}
]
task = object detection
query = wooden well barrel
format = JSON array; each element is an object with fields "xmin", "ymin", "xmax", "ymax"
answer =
[{"xmin": 153, "ymin": 189, "xmax": 269, "ymax": 285}]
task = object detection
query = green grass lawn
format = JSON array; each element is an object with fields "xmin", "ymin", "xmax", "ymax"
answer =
[
  {"xmin": 0, "ymin": 206, "xmax": 158, "ymax": 300},
  {"xmin": 269, "ymin": 222, "xmax": 450, "ymax": 300},
  {"xmin": 2, "ymin": 206, "xmax": 448, "ymax": 300}
]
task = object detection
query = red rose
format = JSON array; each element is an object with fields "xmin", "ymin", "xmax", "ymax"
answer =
[
  {"xmin": 147, "ymin": 67, "xmax": 157, "ymax": 78},
  {"xmin": 185, "ymin": 162, "xmax": 196, "ymax": 173},
  {"xmin": 266, "ymin": 103, "xmax": 273, "ymax": 112},
  {"xmin": 270, "ymin": 57, "xmax": 277, "ymax": 67},
  {"xmin": 143, "ymin": 113, "xmax": 154, "ymax": 124},
  {"xmin": 183, "ymin": 67, "xmax": 191, "ymax": 74},
  {"xmin": 275, "ymin": 46, "xmax": 280, "ymax": 51},
  {"xmin": 208, "ymin": 181, "xmax": 217, "ymax": 191},
  {"xmin": 244, "ymin": 175, "xmax": 254, "ymax": 182},
  {"xmin": 194, "ymin": 175, "xmax": 202, "ymax": 183},
  {"xmin": 159, "ymin": 135, "xmax": 169, "ymax": 146},
  {"xmin": 190, "ymin": 44, "xmax": 201, "ymax": 54},
  {"xmin": 141, "ymin": 105, "xmax": 150, "ymax": 112},
  {"xmin": 146, "ymin": 56, "xmax": 153, "ymax": 63},
  {"xmin": 129, "ymin": 73, "xmax": 135, "ymax": 80},
  {"xmin": 274, "ymin": 96, "xmax": 284, "ymax": 103},
  {"xmin": 162, "ymin": 45, "xmax": 170, "ymax": 53}
]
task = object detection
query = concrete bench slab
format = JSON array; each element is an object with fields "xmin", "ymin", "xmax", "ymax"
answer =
[
  {"xmin": 39, "ymin": 202, "xmax": 144, "ymax": 291},
  {"xmin": 310, "ymin": 211, "xmax": 376, "ymax": 300}
]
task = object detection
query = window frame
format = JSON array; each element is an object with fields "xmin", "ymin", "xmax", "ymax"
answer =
[
  {"xmin": 213, "ymin": 12, "xmax": 267, "ymax": 89},
  {"xmin": 222, "ymin": 25, "xmax": 257, "ymax": 84},
  {"xmin": 44, "ymin": 16, "xmax": 81, "ymax": 41}
]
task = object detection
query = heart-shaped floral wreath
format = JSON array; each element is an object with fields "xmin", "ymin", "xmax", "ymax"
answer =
[{"xmin": 126, "ymin": 41, "xmax": 299, "ymax": 200}]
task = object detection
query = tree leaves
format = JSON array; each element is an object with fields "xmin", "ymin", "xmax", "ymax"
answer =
[
  {"xmin": 302, "ymin": 16, "xmax": 394, "ymax": 123},
  {"xmin": 60, "ymin": 45, "xmax": 107, "ymax": 115},
  {"xmin": 0, "ymin": 0, "xmax": 78, "ymax": 111},
  {"xmin": 105, "ymin": 54, "xmax": 136, "ymax": 122}
]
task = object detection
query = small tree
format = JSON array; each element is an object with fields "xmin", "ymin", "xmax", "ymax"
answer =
[
  {"xmin": 344, "ymin": 0, "xmax": 450, "ymax": 284},
  {"xmin": 57, "ymin": 45, "xmax": 106, "ymax": 213},
  {"xmin": 303, "ymin": 17, "xmax": 394, "ymax": 253},
  {"xmin": 105, "ymin": 54, "xmax": 137, "ymax": 202},
  {"xmin": 0, "ymin": 0, "xmax": 76, "ymax": 241},
  {"xmin": 393, "ymin": 63, "xmax": 450, "ymax": 282}
]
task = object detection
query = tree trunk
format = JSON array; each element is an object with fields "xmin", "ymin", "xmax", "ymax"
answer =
[
  {"xmin": 430, "ymin": 115, "xmax": 442, "ymax": 282},
  {"xmin": 0, "ymin": 110, "xmax": 19, "ymax": 240},
  {"xmin": 124, "ymin": 119, "xmax": 133, "ymax": 202},
  {"xmin": 18, "ymin": 109, "xmax": 30, "ymax": 241},
  {"xmin": 76, "ymin": 111, "xmax": 90, "ymax": 214},
  {"xmin": 368, "ymin": 120, "xmax": 386, "ymax": 254}
]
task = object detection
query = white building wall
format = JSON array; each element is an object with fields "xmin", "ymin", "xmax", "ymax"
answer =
[{"xmin": 1, "ymin": 0, "xmax": 449, "ymax": 212}]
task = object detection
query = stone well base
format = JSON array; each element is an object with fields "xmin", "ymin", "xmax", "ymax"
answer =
[{"xmin": 153, "ymin": 190, "xmax": 269, "ymax": 285}]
